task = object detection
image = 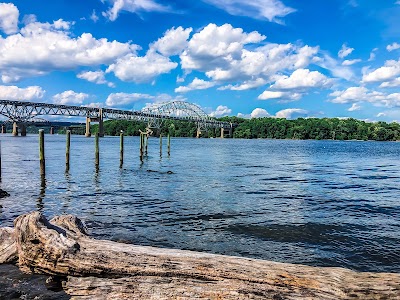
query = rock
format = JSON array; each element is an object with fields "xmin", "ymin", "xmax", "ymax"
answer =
[{"xmin": 0, "ymin": 188, "xmax": 10, "ymax": 198}]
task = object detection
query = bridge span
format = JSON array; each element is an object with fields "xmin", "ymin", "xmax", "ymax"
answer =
[{"xmin": 0, "ymin": 100, "xmax": 233, "ymax": 138}]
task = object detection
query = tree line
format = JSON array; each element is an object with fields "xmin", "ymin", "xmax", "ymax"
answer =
[{"xmin": 88, "ymin": 117, "xmax": 400, "ymax": 141}]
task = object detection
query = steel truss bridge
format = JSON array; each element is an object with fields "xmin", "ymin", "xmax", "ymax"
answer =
[{"xmin": 0, "ymin": 100, "xmax": 232, "ymax": 137}]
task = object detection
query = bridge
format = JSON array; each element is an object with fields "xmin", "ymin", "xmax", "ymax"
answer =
[{"xmin": 0, "ymin": 100, "xmax": 233, "ymax": 138}]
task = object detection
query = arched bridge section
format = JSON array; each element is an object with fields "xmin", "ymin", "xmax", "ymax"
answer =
[{"xmin": 0, "ymin": 100, "xmax": 232, "ymax": 137}]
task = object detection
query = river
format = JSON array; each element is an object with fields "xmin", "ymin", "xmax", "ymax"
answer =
[{"xmin": 0, "ymin": 134, "xmax": 399, "ymax": 273}]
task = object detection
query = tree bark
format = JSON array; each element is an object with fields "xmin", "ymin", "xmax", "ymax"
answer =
[
  {"xmin": 1, "ymin": 211, "xmax": 399, "ymax": 299},
  {"xmin": 0, "ymin": 227, "xmax": 17, "ymax": 263}
]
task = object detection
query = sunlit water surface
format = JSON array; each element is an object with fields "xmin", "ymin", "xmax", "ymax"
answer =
[{"xmin": 0, "ymin": 134, "xmax": 399, "ymax": 272}]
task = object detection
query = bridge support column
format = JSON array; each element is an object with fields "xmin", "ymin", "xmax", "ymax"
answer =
[
  {"xmin": 196, "ymin": 129, "xmax": 201, "ymax": 138},
  {"xmin": 12, "ymin": 122, "xmax": 18, "ymax": 136},
  {"xmin": 220, "ymin": 127, "xmax": 224, "ymax": 138},
  {"xmin": 85, "ymin": 117, "xmax": 91, "ymax": 137},
  {"xmin": 1, "ymin": 124, "xmax": 5, "ymax": 134},
  {"xmin": 20, "ymin": 124, "xmax": 27, "ymax": 136},
  {"xmin": 50, "ymin": 127, "xmax": 55, "ymax": 134},
  {"xmin": 98, "ymin": 108, "xmax": 104, "ymax": 137}
]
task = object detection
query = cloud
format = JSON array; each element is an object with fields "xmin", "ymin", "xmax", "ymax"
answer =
[
  {"xmin": 151, "ymin": 26, "xmax": 192, "ymax": 56},
  {"xmin": 52, "ymin": 90, "xmax": 89, "ymax": 105},
  {"xmin": 102, "ymin": 0, "xmax": 170, "ymax": 21},
  {"xmin": 387, "ymin": 42, "xmax": 400, "ymax": 52},
  {"xmin": 368, "ymin": 48, "xmax": 378, "ymax": 62},
  {"xmin": 202, "ymin": 0, "xmax": 295, "ymax": 24},
  {"xmin": 218, "ymin": 78, "xmax": 267, "ymax": 91},
  {"xmin": 0, "ymin": 85, "xmax": 45, "ymax": 101},
  {"xmin": 250, "ymin": 108, "xmax": 270, "ymax": 118},
  {"xmin": 175, "ymin": 77, "xmax": 216, "ymax": 93},
  {"xmin": 209, "ymin": 105, "xmax": 232, "ymax": 117},
  {"xmin": 258, "ymin": 90, "xmax": 301, "ymax": 101},
  {"xmin": 77, "ymin": 70, "xmax": 115, "ymax": 87},
  {"xmin": 275, "ymin": 108, "xmax": 308, "ymax": 119},
  {"xmin": 362, "ymin": 59, "xmax": 400, "ymax": 83},
  {"xmin": 0, "ymin": 19, "xmax": 136, "ymax": 83},
  {"xmin": 0, "ymin": 3, "xmax": 19, "ymax": 34},
  {"xmin": 338, "ymin": 44, "xmax": 354, "ymax": 59},
  {"xmin": 316, "ymin": 54, "xmax": 354, "ymax": 81},
  {"xmin": 106, "ymin": 51, "xmax": 177, "ymax": 83},
  {"xmin": 329, "ymin": 86, "xmax": 400, "ymax": 107},
  {"xmin": 342, "ymin": 59, "xmax": 362, "ymax": 66},
  {"xmin": 380, "ymin": 77, "xmax": 400, "ymax": 88},
  {"xmin": 271, "ymin": 69, "xmax": 332, "ymax": 90},
  {"xmin": 348, "ymin": 103, "xmax": 361, "ymax": 111},
  {"xmin": 105, "ymin": 92, "xmax": 154, "ymax": 106},
  {"xmin": 90, "ymin": 10, "xmax": 99, "ymax": 22}
]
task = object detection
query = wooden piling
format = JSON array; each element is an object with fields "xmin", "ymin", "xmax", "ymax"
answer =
[
  {"xmin": 39, "ymin": 130, "xmax": 45, "ymax": 176},
  {"xmin": 167, "ymin": 134, "xmax": 170, "ymax": 156},
  {"xmin": 66, "ymin": 130, "xmax": 71, "ymax": 172},
  {"xmin": 120, "ymin": 131, "xmax": 124, "ymax": 168},
  {"xmin": 144, "ymin": 135, "xmax": 148, "ymax": 156},
  {"xmin": 0, "ymin": 140, "xmax": 2, "ymax": 181},
  {"xmin": 159, "ymin": 134, "xmax": 162, "ymax": 157},
  {"xmin": 139, "ymin": 133, "xmax": 143, "ymax": 161},
  {"xmin": 95, "ymin": 133, "xmax": 99, "ymax": 169}
]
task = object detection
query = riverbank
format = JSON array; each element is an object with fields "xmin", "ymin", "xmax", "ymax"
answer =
[{"xmin": 1, "ymin": 211, "xmax": 399, "ymax": 299}]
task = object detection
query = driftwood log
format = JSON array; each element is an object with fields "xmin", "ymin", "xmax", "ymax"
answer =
[{"xmin": 1, "ymin": 211, "xmax": 400, "ymax": 299}]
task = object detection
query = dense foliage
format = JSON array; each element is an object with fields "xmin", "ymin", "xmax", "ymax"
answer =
[{"xmin": 90, "ymin": 117, "xmax": 400, "ymax": 141}]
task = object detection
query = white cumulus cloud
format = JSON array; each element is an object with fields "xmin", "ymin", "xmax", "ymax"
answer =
[
  {"xmin": 362, "ymin": 59, "xmax": 400, "ymax": 83},
  {"xmin": 0, "ymin": 19, "xmax": 136, "ymax": 83},
  {"xmin": 107, "ymin": 51, "xmax": 177, "ymax": 83},
  {"xmin": 271, "ymin": 69, "xmax": 332, "ymax": 90},
  {"xmin": 209, "ymin": 105, "xmax": 232, "ymax": 117},
  {"xmin": 342, "ymin": 59, "xmax": 362, "ymax": 66},
  {"xmin": 105, "ymin": 92, "xmax": 154, "ymax": 106},
  {"xmin": 251, "ymin": 108, "xmax": 270, "ymax": 118},
  {"xmin": 175, "ymin": 78, "xmax": 216, "ymax": 93},
  {"xmin": 202, "ymin": 0, "xmax": 295, "ymax": 23},
  {"xmin": 258, "ymin": 90, "xmax": 301, "ymax": 101},
  {"xmin": 0, "ymin": 3, "xmax": 19, "ymax": 34},
  {"xmin": 275, "ymin": 108, "xmax": 308, "ymax": 119},
  {"xmin": 0, "ymin": 85, "xmax": 45, "ymax": 101},
  {"xmin": 380, "ymin": 77, "xmax": 400, "ymax": 88},
  {"xmin": 53, "ymin": 90, "xmax": 89, "ymax": 105},
  {"xmin": 77, "ymin": 70, "xmax": 115, "ymax": 87},
  {"xmin": 218, "ymin": 78, "xmax": 267, "ymax": 91},
  {"xmin": 151, "ymin": 26, "xmax": 193, "ymax": 56}
]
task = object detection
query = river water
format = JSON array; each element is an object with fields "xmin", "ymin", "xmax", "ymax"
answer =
[{"xmin": 0, "ymin": 134, "xmax": 399, "ymax": 273}]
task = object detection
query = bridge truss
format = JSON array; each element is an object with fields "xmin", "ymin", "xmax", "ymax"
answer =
[{"xmin": 0, "ymin": 100, "xmax": 232, "ymax": 136}]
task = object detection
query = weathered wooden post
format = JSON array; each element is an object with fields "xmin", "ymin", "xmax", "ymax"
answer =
[
  {"xmin": 167, "ymin": 134, "xmax": 170, "ymax": 156},
  {"xmin": 0, "ymin": 140, "xmax": 2, "ymax": 181},
  {"xmin": 39, "ymin": 129, "xmax": 45, "ymax": 176},
  {"xmin": 139, "ymin": 133, "xmax": 143, "ymax": 161},
  {"xmin": 120, "ymin": 130, "xmax": 124, "ymax": 168},
  {"xmin": 95, "ymin": 132, "xmax": 99, "ymax": 169},
  {"xmin": 66, "ymin": 130, "xmax": 71, "ymax": 172},
  {"xmin": 159, "ymin": 134, "xmax": 163, "ymax": 157},
  {"xmin": 144, "ymin": 134, "xmax": 148, "ymax": 156}
]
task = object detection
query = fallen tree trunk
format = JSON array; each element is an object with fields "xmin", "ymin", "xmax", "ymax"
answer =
[
  {"xmin": 0, "ymin": 227, "xmax": 17, "ymax": 263},
  {"xmin": 2, "ymin": 211, "xmax": 400, "ymax": 299}
]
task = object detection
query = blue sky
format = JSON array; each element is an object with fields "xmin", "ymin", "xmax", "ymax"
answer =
[{"xmin": 0, "ymin": 0, "xmax": 400, "ymax": 121}]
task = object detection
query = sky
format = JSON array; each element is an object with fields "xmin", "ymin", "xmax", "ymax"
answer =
[{"xmin": 0, "ymin": 0, "xmax": 400, "ymax": 121}]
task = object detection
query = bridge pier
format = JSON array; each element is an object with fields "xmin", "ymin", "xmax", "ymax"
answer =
[
  {"xmin": 50, "ymin": 127, "xmax": 55, "ymax": 135},
  {"xmin": 1, "ymin": 124, "xmax": 5, "ymax": 134},
  {"xmin": 220, "ymin": 126, "xmax": 233, "ymax": 138},
  {"xmin": 196, "ymin": 129, "xmax": 202, "ymax": 138},
  {"xmin": 85, "ymin": 117, "xmax": 91, "ymax": 137},
  {"xmin": 20, "ymin": 124, "xmax": 27, "ymax": 136},
  {"xmin": 12, "ymin": 122, "xmax": 18, "ymax": 136}
]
